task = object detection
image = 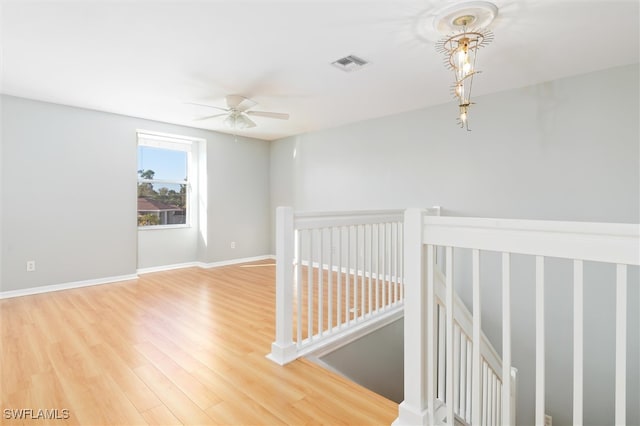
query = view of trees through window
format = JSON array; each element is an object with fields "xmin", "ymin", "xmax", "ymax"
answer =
[{"xmin": 137, "ymin": 141, "xmax": 190, "ymax": 227}]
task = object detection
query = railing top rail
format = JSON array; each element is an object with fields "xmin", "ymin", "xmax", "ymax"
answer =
[
  {"xmin": 293, "ymin": 209, "xmax": 404, "ymax": 229},
  {"xmin": 423, "ymin": 216, "xmax": 640, "ymax": 265},
  {"xmin": 295, "ymin": 208, "xmax": 404, "ymax": 218}
]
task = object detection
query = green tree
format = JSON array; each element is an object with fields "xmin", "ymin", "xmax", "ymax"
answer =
[
  {"xmin": 138, "ymin": 213, "xmax": 159, "ymax": 226},
  {"xmin": 138, "ymin": 169, "xmax": 155, "ymax": 179},
  {"xmin": 137, "ymin": 169, "xmax": 157, "ymax": 198}
]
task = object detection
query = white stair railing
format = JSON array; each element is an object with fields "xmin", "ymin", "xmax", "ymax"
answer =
[
  {"xmin": 268, "ymin": 206, "xmax": 512, "ymax": 422},
  {"xmin": 432, "ymin": 270, "xmax": 517, "ymax": 426},
  {"xmin": 395, "ymin": 209, "xmax": 639, "ymax": 426},
  {"xmin": 269, "ymin": 206, "xmax": 406, "ymax": 365}
]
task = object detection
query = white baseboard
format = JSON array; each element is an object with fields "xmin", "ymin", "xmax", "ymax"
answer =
[
  {"xmin": 1, "ymin": 255, "xmax": 276, "ymax": 300},
  {"xmin": 0, "ymin": 273, "xmax": 139, "ymax": 299},
  {"xmin": 137, "ymin": 255, "xmax": 275, "ymax": 273},
  {"xmin": 198, "ymin": 254, "xmax": 275, "ymax": 269},
  {"xmin": 137, "ymin": 261, "xmax": 201, "ymax": 275}
]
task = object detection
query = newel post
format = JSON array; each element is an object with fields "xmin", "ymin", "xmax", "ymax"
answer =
[
  {"xmin": 393, "ymin": 208, "xmax": 430, "ymax": 425},
  {"xmin": 268, "ymin": 206, "xmax": 297, "ymax": 365}
]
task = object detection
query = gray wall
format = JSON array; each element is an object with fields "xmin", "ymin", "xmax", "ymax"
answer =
[
  {"xmin": 205, "ymin": 131, "xmax": 271, "ymax": 262},
  {"xmin": 2, "ymin": 96, "xmax": 137, "ymax": 290},
  {"xmin": 270, "ymin": 65, "xmax": 638, "ymax": 222},
  {"xmin": 1, "ymin": 95, "xmax": 272, "ymax": 291},
  {"xmin": 270, "ymin": 64, "xmax": 639, "ymax": 425},
  {"xmin": 320, "ymin": 318, "xmax": 404, "ymax": 404}
]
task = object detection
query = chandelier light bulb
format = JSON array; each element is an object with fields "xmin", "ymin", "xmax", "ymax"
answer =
[
  {"xmin": 459, "ymin": 104, "xmax": 469, "ymax": 124},
  {"xmin": 462, "ymin": 61, "xmax": 472, "ymax": 76},
  {"xmin": 456, "ymin": 48, "xmax": 467, "ymax": 66},
  {"xmin": 455, "ymin": 83, "xmax": 464, "ymax": 98}
]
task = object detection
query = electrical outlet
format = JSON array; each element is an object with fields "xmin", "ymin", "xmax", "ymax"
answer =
[
  {"xmin": 26, "ymin": 260, "xmax": 36, "ymax": 272},
  {"xmin": 231, "ymin": 241, "xmax": 236, "ymax": 249}
]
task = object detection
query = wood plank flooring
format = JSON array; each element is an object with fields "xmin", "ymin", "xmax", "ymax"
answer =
[{"xmin": 0, "ymin": 261, "xmax": 398, "ymax": 425}]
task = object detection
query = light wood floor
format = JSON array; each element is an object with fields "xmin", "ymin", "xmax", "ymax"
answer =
[{"xmin": 0, "ymin": 260, "xmax": 398, "ymax": 425}]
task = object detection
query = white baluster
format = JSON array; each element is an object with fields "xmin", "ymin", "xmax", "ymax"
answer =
[
  {"xmin": 446, "ymin": 246, "xmax": 455, "ymax": 425},
  {"xmin": 376, "ymin": 223, "xmax": 380, "ymax": 312},
  {"xmin": 368, "ymin": 224, "xmax": 373, "ymax": 315},
  {"xmin": 573, "ymin": 259, "xmax": 583, "ymax": 425},
  {"xmin": 497, "ymin": 378, "xmax": 502, "ymax": 425},
  {"xmin": 344, "ymin": 226, "xmax": 351, "ymax": 325},
  {"xmin": 482, "ymin": 361, "xmax": 488, "ymax": 426},
  {"xmin": 488, "ymin": 369, "xmax": 493, "ymax": 426},
  {"xmin": 381, "ymin": 223, "xmax": 386, "ymax": 309},
  {"xmin": 615, "ymin": 264, "xmax": 627, "ymax": 426},
  {"xmin": 472, "ymin": 248, "xmax": 482, "ymax": 426},
  {"xmin": 337, "ymin": 227, "xmax": 342, "ymax": 328},
  {"xmin": 395, "ymin": 221, "xmax": 399, "ymax": 304},
  {"xmin": 426, "ymin": 244, "xmax": 437, "ymax": 423},
  {"xmin": 387, "ymin": 223, "xmax": 392, "ymax": 307},
  {"xmin": 308, "ymin": 230, "xmax": 313, "ymax": 340},
  {"xmin": 438, "ymin": 304, "xmax": 446, "ymax": 401},
  {"xmin": 492, "ymin": 373, "xmax": 498, "ymax": 426},
  {"xmin": 454, "ymin": 324, "xmax": 461, "ymax": 417},
  {"xmin": 354, "ymin": 225, "xmax": 359, "ymax": 320},
  {"xmin": 297, "ymin": 229, "xmax": 303, "ymax": 346},
  {"xmin": 466, "ymin": 341, "xmax": 472, "ymax": 422},
  {"xmin": 399, "ymin": 222, "xmax": 404, "ymax": 301},
  {"xmin": 502, "ymin": 252, "xmax": 512, "ymax": 425},
  {"xmin": 318, "ymin": 228, "xmax": 323, "ymax": 336},
  {"xmin": 460, "ymin": 333, "xmax": 467, "ymax": 420},
  {"xmin": 328, "ymin": 228, "xmax": 333, "ymax": 331},
  {"xmin": 535, "ymin": 256, "xmax": 545, "ymax": 426},
  {"xmin": 360, "ymin": 225, "xmax": 365, "ymax": 318}
]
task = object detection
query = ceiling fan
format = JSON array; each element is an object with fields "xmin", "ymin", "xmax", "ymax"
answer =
[{"xmin": 188, "ymin": 95, "xmax": 289, "ymax": 129}]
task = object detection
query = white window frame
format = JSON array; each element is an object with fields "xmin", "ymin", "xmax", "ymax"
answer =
[{"xmin": 137, "ymin": 130, "xmax": 199, "ymax": 230}]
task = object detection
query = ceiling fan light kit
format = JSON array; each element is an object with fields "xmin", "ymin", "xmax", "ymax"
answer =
[
  {"xmin": 224, "ymin": 112, "xmax": 256, "ymax": 130},
  {"xmin": 189, "ymin": 94, "xmax": 289, "ymax": 132},
  {"xmin": 434, "ymin": 1, "xmax": 497, "ymax": 131}
]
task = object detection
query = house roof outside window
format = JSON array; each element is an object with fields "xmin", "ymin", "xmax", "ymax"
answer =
[{"xmin": 137, "ymin": 197, "xmax": 183, "ymax": 212}]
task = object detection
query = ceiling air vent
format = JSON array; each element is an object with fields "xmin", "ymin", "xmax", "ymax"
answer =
[{"xmin": 331, "ymin": 55, "xmax": 369, "ymax": 72}]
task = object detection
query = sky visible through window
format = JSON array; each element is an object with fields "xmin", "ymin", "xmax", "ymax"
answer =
[{"xmin": 137, "ymin": 146, "xmax": 187, "ymax": 181}]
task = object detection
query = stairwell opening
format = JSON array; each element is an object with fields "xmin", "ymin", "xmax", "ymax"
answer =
[{"xmin": 310, "ymin": 318, "xmax": 404, "ymax": 403}]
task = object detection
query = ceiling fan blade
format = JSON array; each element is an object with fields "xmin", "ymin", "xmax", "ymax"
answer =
[
  {"xmin": 185, "ymin": 102, "xmax": 229, "ymax": 112},
  {"xmin": 193, "ymin": 113, "xmax": 228, "ymax": 121},
  {"xmin": 246, "ymin": 111, "xmax": 290, "ymax": 120},
  {"xmin": 244, "ymin": 116, "xmax": 257, "ymax": 128},
  {"xmin": 226, "ymin": 95, "xmax": 257, "ymax": 112}
]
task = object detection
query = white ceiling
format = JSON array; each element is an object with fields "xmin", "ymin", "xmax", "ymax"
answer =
[{"xmin": 1, "ymin": 0, "xmax": 638, "ymax": 141}]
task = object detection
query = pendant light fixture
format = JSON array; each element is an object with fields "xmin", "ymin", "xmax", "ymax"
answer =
[{"xmin": 434, "ymin": 2, "xmax": 497, "ymax": 131}]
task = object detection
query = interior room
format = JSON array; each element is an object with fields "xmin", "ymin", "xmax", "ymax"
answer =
[{"xmin": 1, "ymin": 1, "xmax": 638, "ymax": 425}]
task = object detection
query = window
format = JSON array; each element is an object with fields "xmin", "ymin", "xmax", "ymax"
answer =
[{"xmin": 137, "ymin": 131, "xmax": 193, "ymax": 228}]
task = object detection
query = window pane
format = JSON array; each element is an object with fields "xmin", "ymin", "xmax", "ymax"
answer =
[
  {"xmin": 138, "ymin": 146, "xmax": 187, "ymax": 181},
  {"xmin": 137, "ymin": 182, "xmax": 187, "ymax": 226}
]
